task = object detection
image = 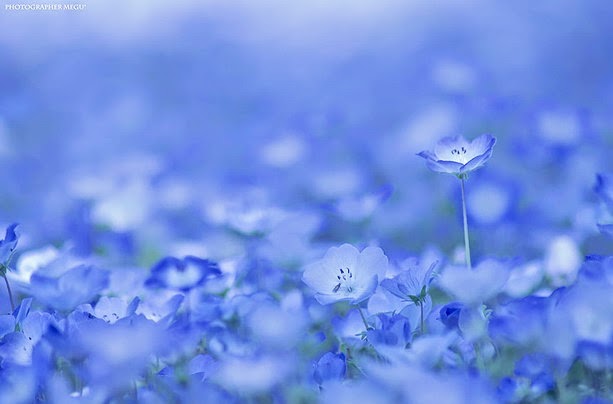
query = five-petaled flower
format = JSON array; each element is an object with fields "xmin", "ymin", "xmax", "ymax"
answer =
[
  {"xmin": 417, "ymin": 134, "xmax": 496, "ymax": 177},
  {"xmin": 302, "ymin": 244, "xmax": 388, "ymax": 305}
]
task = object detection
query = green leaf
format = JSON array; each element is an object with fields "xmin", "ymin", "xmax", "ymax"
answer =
[
  {"xmin": 408, "ymin": 295, "xmax": 420, "ymax": 304},
  {"xmin": 419, "ymin": 285, "xmax": 427, "ymax": 299}
]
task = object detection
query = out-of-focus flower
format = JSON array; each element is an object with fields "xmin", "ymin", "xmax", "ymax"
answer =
[
  {"xmin": 302, "ymin": 244, "xmax": 388, "ymax": 305},
  {"xmin": 504, "ymin": 261, "xmax": 544, "ymax": 298},
  {"xmin": 136, "ymin": 292, "xmax": 184, "ymax": 324},
  {"xmin": 332, "ymin": 309, "xmax": 370, "ymax": 347},
  {"xmin": 54, "ymin": 314, "xmax": 171, "ymax": 394},
  {"xmin": 313, "ymin": 352, "xmax": 346, "ymax": 385},
  {"xmin": 204, "ymin": 190, "xmax": 287, "ymax": 236},
  {"xmin": 536, "ymin": 109, "xmax": 583, "ymax": 147},
  {"xmin": 188, "ymin": 354, "xmax": 219, "ymax": 382},
  {"xmin": 0, "ymin": 223, "xmax": 19, "ymax": 265},
  {"xmin": 466, "ymin": 178, "xmax": 516, "ymax": 226},
  {"xmin": 556, "ymin": 277, "xmax": 613, "ymax": 346},
  {"xmin": 595, "ymin": 173, "xmax": 613, "ymax": 210},
  {"xmin": 544, "ymin": 235, "xmax": 581, "ymax": 287},
  {"xmin": 261, "ymin": 212, "xmax": 321, "ymax": 267},
  {"xmin": 334, "ymin": 185, "xmax": 393, "ymax": 222},
  {"xmin": 246, "ymin": 301, "xmax": 307, "ymax": 349},
  {"xmin": 30, "ymin": 265, "xmax": 110, "ymax": 311},
  {"xmin": 594, "ymin": 173, "xmax": 613, "ymax": 236},
  {"xmin": 367, "ymin": 361, "xmax": 498, "ymax": 404},
  {"xmin": 417, "ymin": 134, "xmax": 496, "ymax": 176},
  {"xmin": 367, "ymin": 313, "xmax": 412, "ymax": 348},
  {"xmin": 438, "ymin": 259, "xmax": 509, "ymax": 305},
  {"xmin": 93, "ymin": 296, "xmax": 140, "ymax": 324},
  {"xmin": 320, "ymin": 380, "xmax": 394, "ymax": 404},
  {"xmin": 514, "ymin": 353, "xmax": 555, "ymax": 395},
  {"xmin": 439, "ymin": 302, "xmax": 463, "ymax": 331},
  {"xmin": 145, "ymin": 256, "xmax": 221, "ymax": 292},
  {"xmin": 212, "ymin": 355, "xmax": 291, "ymax": 394},
  {"xmin": 9, "ymin": 245, "xmax": 60, "ymax": 285}
]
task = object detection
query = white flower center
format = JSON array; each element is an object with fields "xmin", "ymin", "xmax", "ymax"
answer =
[
  {"xmin": 333, "ymin": 267, "xmax": 355, "ymax": 294},
  {"xmin": 450, "ymin": 146, "xmax": 469, "ymax": 164}
]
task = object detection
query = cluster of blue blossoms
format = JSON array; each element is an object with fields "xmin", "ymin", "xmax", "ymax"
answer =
[
  {"xmin": 0, "ymin": 129, "xmax": 612, "ymax": 403},
  {"xmin": 2, "ymin": 1, "xmax": 613, "ymax": 403}
]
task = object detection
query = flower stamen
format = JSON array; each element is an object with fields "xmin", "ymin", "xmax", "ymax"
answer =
[{"xmin": 333, "ymin": 267, "xmax": 354, "ymax": 293}]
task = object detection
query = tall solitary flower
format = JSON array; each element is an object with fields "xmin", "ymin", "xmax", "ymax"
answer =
[
  {"xmin": 417, "ymin": 134, "xmax": 496, "ymax": 177},
  {"xmin": 418, "ymin": 134, "xmax": 496, "ymax": 270},
  {"xmin": 302, "ymin": 244, "xmax": 388, "ymax": 305}
]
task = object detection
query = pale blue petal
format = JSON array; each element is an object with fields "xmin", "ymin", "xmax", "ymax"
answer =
[
  {"xmin": 322, "ymin": 244, "xmax": 360, "ymax": 272},
  {"xmin": 417, "ymin": 151, "xmax": 463, "ymax": 174},
  {"xmin": 302, "ymin": 261, "xmax": 336, "ymax": 295},
  {"xmin": 350, "ymin": 274, "xmax": 379, "ymax": 304},
  {"xmin": 434, "ymin": 135, "xmax": 468, "ymax": 161},
  {"xmin": 356, "ymin": 246, "xmax": 388, "ymax": 282}
]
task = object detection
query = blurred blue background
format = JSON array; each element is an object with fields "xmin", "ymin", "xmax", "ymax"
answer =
[{"xmin": 1, "ymin": 0, "xmax": 613, "ymax": 263}]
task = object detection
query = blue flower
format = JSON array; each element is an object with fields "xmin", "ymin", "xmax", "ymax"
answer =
[
  {"xmin": 489, "ymin": 296, "xmax": 550, "ymax": 347},
  {"xmin": 437, "ymin": 259, "xmax": 509, "ymax": 305},
  {"xmin": 94, "ymin": 296, "xmax": 140, "ymax": 324},
  {"xmin": 302, "ymin": 244, "xmax": 388, "ymax": 305},
  {"xmin": 30, "ymin": 265, "xmax": 110, "ymax": 311},
  {"xmin": 594, "ymin": 174, "xmax": 613, "ymax": 236},
  {"xmin": 367, "ymin": 313, "xmax": 412, "ymax": 348},
  {"xmin": 380, "ymin": 260, "xmax": 437, "ymax": 302},
  {"xmin": 595, "ymin": 174, "xmax": 613, "ymax": 210},
  {"xmin": 0, "ymin": 223, "xmax": 19, "ymax": 266},
  {"xmin": 439, "ymin": 302, "xmax": 464, "ymax": 331},
  {"xmin": 417, "ymin": 134, "xmax": 496, "ymax": 176},
  {"xmin": 145, "ymin": 256, "xmax": 221, "ymax": 292},
  {"xmin": 188, "ymin": 354, "xmax": 219, "ymax": 382},
  {"xmin": 313, "ymin": 352, "xmax": 346, "ymax": 385}
]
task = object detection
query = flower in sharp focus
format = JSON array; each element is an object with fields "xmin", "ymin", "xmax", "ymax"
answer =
[
  {"xmin": 145, "ymin": 256, "xmax": 221, "ymax": 292},
  {"xmin": 302, "ymin": 244, "xmax": 388, "ymax": 305},
  {"xmin": 417, "ymin": 134, "xmax": 496, "ymax": 176}
]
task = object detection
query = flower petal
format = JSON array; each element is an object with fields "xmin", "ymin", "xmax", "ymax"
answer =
[
  {"xmin": 315, "ymin": 292, "xmax": 351, "ymax": 305},
  {"xmin": 438, "ymin": 260, "xmax": 509, "ymax": 305},
  {"xmin": 322, "ymin": 244, "xmax": 359, "ymax": 272},
  {"xmin": 460, "ymin": 148, "xmax": 493, "ymax": 173},
  {"xmin": 468, "ymin": 134, "xmax": 496, "ymax": 156},
  {"xmin": 302, "ymin": 261, "xmax": 337, "ymax": 294},
  {"xmin": 350, "ymin": 274, "xmax": 379, "ymax": 304},
  {"xmin": 417, "ymin": 151, "xmax": 463, "ymax": 174},
  {"xmin": 434, "ymin": 135, "xmax": 469, "ymax": 161},
  {"xmin": 356, "ymin": 246, "xmax": 388, "ymax": 282}
]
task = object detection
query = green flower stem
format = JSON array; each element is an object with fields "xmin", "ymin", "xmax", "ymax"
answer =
[
  {"xmin": 460, "ymin": 176, "xmax": 472, "ymax": 270},
  {"xmin": 2, "ymin": 274, "xmax": 14, "ymax": 312},
  {"xmin": 419, "ymin": 300, "xmax": 424, "ymax": 335},
  {"xmin": 357, "ymin": 307, "xmax": 370, "ymax": 331}
]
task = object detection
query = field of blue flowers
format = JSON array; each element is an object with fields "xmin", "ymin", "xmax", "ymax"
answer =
[{"xmin": 1, "ymin": 1, "xmax": 613, "ymax": 403}]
